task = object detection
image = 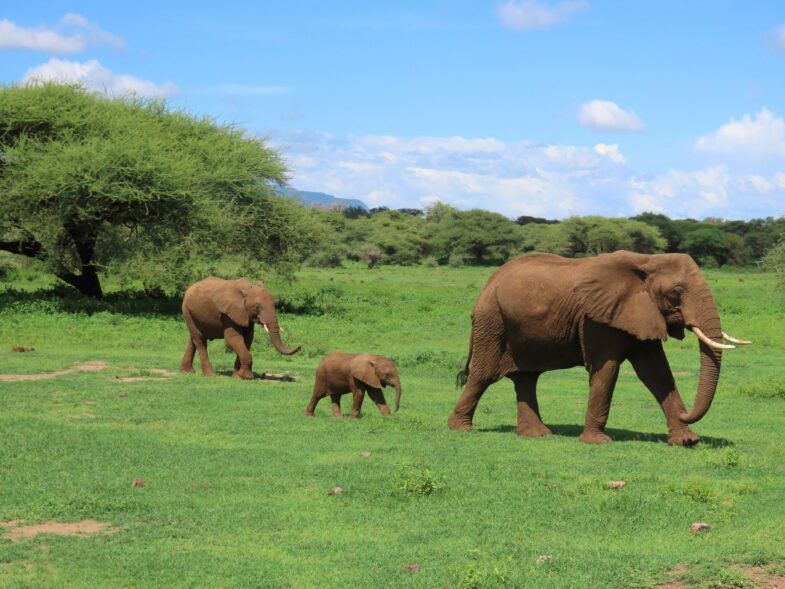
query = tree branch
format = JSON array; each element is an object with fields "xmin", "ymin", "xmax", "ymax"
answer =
[{"xmin": 0, "ymin": 238, "xmax": 42, "ymax": 258}]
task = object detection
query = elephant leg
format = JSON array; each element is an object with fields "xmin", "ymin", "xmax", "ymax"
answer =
[
  {"xmin": 180, "ymin": 336, "xmax": 196, "ymax": 373},
  {"xmin": 234, "ymin": 327, "xmax": 255, "ymax": 373},
  {"xmin": 579, "ymin": 358, "xmax": 620, "ymax": 444},
  {"xmin": 304, "ymin": 383, "xmax": 324, "ymax": 417},
  {"xmin": 366, "ymin": 387, "xmax": 391, "ymax": 416},
  {"xmin": 194, "ymin": 336, "xmax": 214, "ymax": 376},
  {"xmin": 510, "ymin": 372, "xmax": 551, "ymax": 437},
  {"xmin": 448, "ymin": 372, "xmax": 495, "ymax": 431},
  {"xmin": 349, "ymin": 384, "xmax": 365, "ymax": 419},
  {"xmin": 330, "ymin": 394, "xmax": 343, "ymax": 419},
  {"xmin": 225, "ymin": 328, "xmax": 253, "ymax": 379},
  {"xmin": 629, "ymin": 341, "xmax": 699, "ymax": 446}
]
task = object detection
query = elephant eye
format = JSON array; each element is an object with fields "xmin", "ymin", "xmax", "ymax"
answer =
[{"xmin": 666, "ymin": 286, "xmax": 683, "ymax": 304}]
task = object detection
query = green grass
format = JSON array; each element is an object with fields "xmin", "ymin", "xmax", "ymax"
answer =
[{"xmin": 0, "ymin": 265, "xmax": 783, "ymax": 588}]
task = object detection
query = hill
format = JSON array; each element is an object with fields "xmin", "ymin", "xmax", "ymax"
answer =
[{"xmin": 278, "ymin": 186, "xmax": 368, "ymax": 211}]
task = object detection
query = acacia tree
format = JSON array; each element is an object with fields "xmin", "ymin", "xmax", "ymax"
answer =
[{"xmin": 0, "ymin": 83, "xmax": 312, "ymax": 298}]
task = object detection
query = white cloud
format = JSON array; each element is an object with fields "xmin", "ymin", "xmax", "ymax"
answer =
[
  {"xmin": 578, "ymin": 100, "xmax": 645, "ymax": 133},
  {"xmin": 694, "ymin": 108, "xmax": 785, "ymax": 160},
  {"xmin": 0, "ymin": 14, "xmax": 125, "ymax": 54},
  {"xmin": 497, "ymin": 0, "xmax": 588, "ymax": 30},
  {"xmin": 272, "ymin": 129, "xmax": 785, "ymax": 220},
  {"xmin": 767, "ymin": 24, "xmax": 785, "ymax": 52},
  {"xmin": 272, "ymin": 132, "xmax": 629, "ymax": 217},
  {"xmin": 22, "ymin": 59, "xmax": 178, "ymax": 99}
]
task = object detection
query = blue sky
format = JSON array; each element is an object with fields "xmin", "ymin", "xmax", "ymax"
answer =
[{"xmin": 3, "ymin": 1, "xmax": 785, "ymax": 219}]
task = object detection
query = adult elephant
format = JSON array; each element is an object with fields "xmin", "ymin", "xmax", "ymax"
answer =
[
  {"xmin": 180, "ymin": 277, "xmax": 300, "ymax": 379},
  {"xmin": 448, "ymin": 251, "xmax": 750, "ymax": 445}
]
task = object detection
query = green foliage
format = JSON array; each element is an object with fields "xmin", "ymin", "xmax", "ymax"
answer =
[
  {"xmin": 524, "ymin": 216, "xmax": 666, "ymax": 257},
  {"xmin": 394, "ymin": 462, "xmax": 447, "ymax": 497},
  {"xmin": 425, "ymin": 203, "xmax": 524, "ymax": 265},
  {"xmin": 0, "ymin": 83, "xmax": 313, "ymax": 297},
  {"xmin": 763, "ymin": 241, "xmax": 785, "ymax": 287}
]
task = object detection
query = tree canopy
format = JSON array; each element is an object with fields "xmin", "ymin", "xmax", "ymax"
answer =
[{"xmin": 0, "ymin": 83, "xmax": 313, "ymax": 297}]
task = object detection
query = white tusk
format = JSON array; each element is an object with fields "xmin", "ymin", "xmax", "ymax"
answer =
[
  {"xmin": 263, "ymin": 324, "xmax": 269, "ymax": 333},
  {"xmin": 722, "ymin": 331, "xmax": 752, "ymax": 345},
  {"xmin": 693, "ymin": 327, "xmax": 735, "ymax": 350}
]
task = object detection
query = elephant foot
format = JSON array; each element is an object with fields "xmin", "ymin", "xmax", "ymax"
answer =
[
  {"xmin": 232, "ymin": 369, "xmax": 254, "ymax": 380},
  {"xmin": 201, "ymin": 369, "xmax": 215, "ymax": 377},
  {"xmin": 668, "ymin": 427, "xmax": 700, "ymax": 446},
  {"xmin": 304, "ymin": 410, "xmax": 315, "ymax": 417},
  {"xmin": 448, "ymin": 412, "xmax": 473, "ymax": 431},
  {"xmin": 579, "ymin": 429, "xmax": 612, "ymax": 444},
  {"xmin": 180, "ymin": 365, "xmax": 195, "ymax": 374},
  {"xmin": 516, "ymin": 424, "xmax": 552, "ymax": 437}
]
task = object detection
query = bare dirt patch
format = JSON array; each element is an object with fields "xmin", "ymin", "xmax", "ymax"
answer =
[
  {"xmin": 11, "ymin": 346, "xmax": 35, "ymax": 352},
  {"xmin": 656, "ymin": 562, "xmax": 785, "ymax": 588},
  {"xmin": 0, "ymin": 360, "xmax": 108, "ymax": 382},
  {"xmin": 1, "ymin": 519, "xmax": 120, "ymax": 542}
]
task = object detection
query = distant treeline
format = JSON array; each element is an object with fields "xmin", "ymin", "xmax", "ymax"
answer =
[{"xmin": 307, "ymin": 204, "xmax": 785, "ymax": 268}]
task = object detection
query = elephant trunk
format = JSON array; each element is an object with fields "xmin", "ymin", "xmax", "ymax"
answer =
[
  {"xmin": 393, "ymin": 381, "xmax": 401, "ymax": 413},
  {"xmin": 679, "ymin": 290, "xmax": 722, "ymax": 425},
  {"xmin": 264, "ymin": 320, "xmax": 301, "ymax": 356}
]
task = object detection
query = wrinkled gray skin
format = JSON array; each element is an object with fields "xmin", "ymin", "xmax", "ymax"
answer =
[
  {"xmin": 305, "ymin": 352, "xmax": 402, "ymax": 418},
  {"xmin": 180, "ymin": 277, "xmax": 300, "ymax": 379}
]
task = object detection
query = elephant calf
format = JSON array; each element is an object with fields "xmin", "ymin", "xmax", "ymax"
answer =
[
  {"xmin": 180, "ymin": 277, "xmax": 300, "ymax": 379},
  {"xmin": 305, "ymin": 352, "xmax": 401, "ymax": 418}
]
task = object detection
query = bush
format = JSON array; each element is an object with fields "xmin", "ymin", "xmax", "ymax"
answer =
[{"xmin": 448, "ymin": 253, "xmax": 465, "ymax": 268}]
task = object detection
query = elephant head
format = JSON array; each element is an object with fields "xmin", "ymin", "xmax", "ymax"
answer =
[
  {"xmin": 350, "ymin": 355, "xmax": 401, "ymax": 412},
  {"xmin": 575, "ymin": 251, "xmax": 749, "ymax": 426},
  {"xmin": 218, "ymin": 279, "xmax": 301, "ymax": 356}
]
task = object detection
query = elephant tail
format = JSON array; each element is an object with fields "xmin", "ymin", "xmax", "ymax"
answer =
[{"xmin": 455, "ymin": 333, "xmax": 473, "ymax": 389}]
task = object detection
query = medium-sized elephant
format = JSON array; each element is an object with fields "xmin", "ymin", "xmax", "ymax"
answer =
[
  {"xmin": 180, "ymin": 277, "xmax": 300, "ymax": 379},
  {"xmin": 305, "ymin": 352, "xmax": 402, "ymax": 418},
  {"xmin": 448, "ymin": 251, "xmax": 751, "ymax": 445}
]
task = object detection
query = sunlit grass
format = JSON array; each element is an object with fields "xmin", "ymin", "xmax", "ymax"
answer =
[{"xmin": 0, "ymin": 265, "xmax": 783, "ymax": 587}]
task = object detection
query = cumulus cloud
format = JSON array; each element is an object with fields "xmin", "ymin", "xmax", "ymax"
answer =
[
  {"xmin": 497, "ymin": 0, "xmax": 588, "ymax": 30},
  {"xmin": 272, "ymin": 130, "xmax": 785, "ymax": 220},
  {"xmin": 767, "ymin": 24, "xmax": 785, "ymax": 52},
  {"xmin": 22, "ymin": 59, "xmax": 178, "ymax": 99},
  {"xmin": 578, "ymin": 100, "xmax": 645, "ymax": 133},
  {"xmin": 0, "ymin": 13, "xmax": 125, "ymax": 54},
  {"xmin": 694, "ymin": 108, "xmax": 785, "ymax": 160},
  {"xmin": 272, "ymin": 131, "xmax": 630, "ymax": 217}
]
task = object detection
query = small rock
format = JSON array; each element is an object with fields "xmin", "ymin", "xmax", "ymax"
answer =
[
  {"xmin": 359, "ymin": 451, "xmax": 372, "ymax": 457},
  {"xmin": 535, "ymin": 555, "xmax": 553, "ymax": 564},
  {"xmin": 609, "ymin": 480, "xmax": 626, "ymax": 489},
  {"xmin": 131, "ymin": 478, "xmax": 146, "ymax": 488},
  {"xmin": 327, "ymin": 486, "xmax": 343, "ymax": 495},
  {"xmin": 118, "ymin": 391, "xmax": 128, "ymax": 398},
  {"xmin": 403, "ymin": 563, "xmax": 421, "ymax": 572},
  {"xmin": 691, "ymin": 522, "xmax": 710, "ymax": 533}
]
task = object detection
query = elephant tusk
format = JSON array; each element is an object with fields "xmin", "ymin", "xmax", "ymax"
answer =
[
  {"xmin": 263, "ymin": 324, "xmax": 269, "ymax": 333},
  {"xmin": 693, "ymin": 327, "xmax": 735, "ymax": 350},
  {"xmin": 722, "ymin": 331, "xmax": 751, "ymax": 345}
]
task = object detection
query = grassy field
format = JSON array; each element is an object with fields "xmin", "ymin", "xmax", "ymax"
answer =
[{"xmin": 0, "ymin": 263, "xmax": 784, "ymax": 588}]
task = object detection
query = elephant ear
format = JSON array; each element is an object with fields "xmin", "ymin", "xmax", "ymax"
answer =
[
  {"xmin": 350, "ymin": 355, "xmax": 382, "ymax": 388},
  {"xmin": 216, "ymin": 281, "xmax": 250, "ymax": 327},
  {"xmin": 574, "ymin": 254, "xmax": 667, "ymax": 341}
]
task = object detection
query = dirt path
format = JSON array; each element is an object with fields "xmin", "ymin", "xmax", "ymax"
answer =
[{"xmin": 0, "ymin": 360, "xmax": 107, "ymax": 382}]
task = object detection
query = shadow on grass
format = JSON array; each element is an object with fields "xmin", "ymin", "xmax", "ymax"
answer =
[
  {"xmin": 216, "ymin": 370, "xmax": 297, "ymax": 382},
  {"xmin": 0, "ymin": 286, "xmax": 182, "ymax": 317},
  {"xmin": 477, "ymin": 423, "xmax": 733, "ymax": 447}
]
